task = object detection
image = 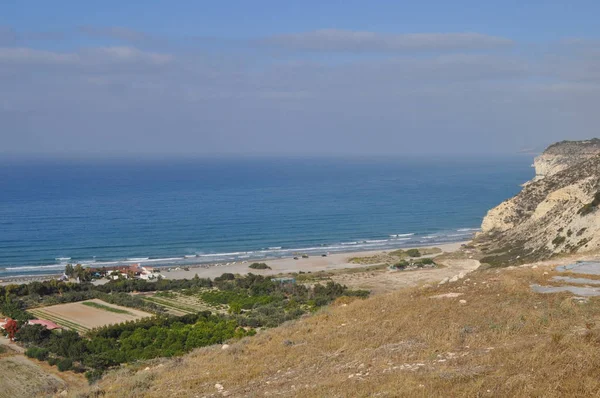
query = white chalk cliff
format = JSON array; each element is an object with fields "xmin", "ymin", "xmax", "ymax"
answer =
[{"xmin": 476, "ymin": 139, "xmax": 600, "ymax": 265}]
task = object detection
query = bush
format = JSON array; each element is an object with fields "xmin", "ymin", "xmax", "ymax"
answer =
[
  {"xmin": 25, "ymin": 347, "xmax": 49, "ymax": 361},
  {"xmin": 214, "ymin": 273, "xmax": 235, "ymax": 282},
  {"xmin": 57, "ymin": 358, "xmax": 74, "ymax": 372},
  {"xmin": 249, "ymin": 263, "xmax": 271, "ymax": 270},
  {"xmin": 418, "ymin": 258, "xmax": 435, "ymax": 265},
  {"xmin": 85, "ymin": 369, "xmax": 105, "ymax": 384},
  {"xmin": 405, "ymin": 249, "xmax": 421, "ymax": 258},
  {"xmin": 552, "ymin": 236, "xmax": 566, "ymax": 246}
]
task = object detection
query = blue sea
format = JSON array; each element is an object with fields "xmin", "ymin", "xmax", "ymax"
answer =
[{"xmin": 0, "ymin": 156, "xmax": 533, "ymax": 278}]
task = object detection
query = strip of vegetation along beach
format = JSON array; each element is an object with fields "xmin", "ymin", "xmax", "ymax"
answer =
[{"xmin": 0, "ymin": 270, "xmax": 368, "ymax": 384}]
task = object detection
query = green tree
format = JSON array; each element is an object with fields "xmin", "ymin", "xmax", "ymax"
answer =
[{"xmin": 64, "ymin": 264, "xmax": 75, "ymax": 278}]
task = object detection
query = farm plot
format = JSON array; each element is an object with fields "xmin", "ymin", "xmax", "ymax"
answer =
[
  {"xmin": 28, "ymin": 299, "xmax": 152, "ymax": 332},
  {"xmin": 143, "ymin": 292, "xmax": 218, "ymax": 316}
]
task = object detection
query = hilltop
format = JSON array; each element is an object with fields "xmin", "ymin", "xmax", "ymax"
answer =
[{"xmin": 475, "ymin": 139, "xmax": 600, "ymax": 266}]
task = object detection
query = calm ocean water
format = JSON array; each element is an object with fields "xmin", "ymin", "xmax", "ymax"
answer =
[{"xmin": 0, "ymin": 156, "xmax": 533, "ymax": 277}]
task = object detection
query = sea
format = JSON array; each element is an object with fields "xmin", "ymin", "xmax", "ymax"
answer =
[{"xmin": 0, "ymin": 155, "xmax": 533, "ymax": 278}]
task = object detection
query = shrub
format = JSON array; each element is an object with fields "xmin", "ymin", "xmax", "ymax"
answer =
[
  {"xmin": 552, "ymin": 236, "xmax": 566, "ymax": 246},
  {"xmin": 85, "ymin": 369, "xmax": 105, "ymax": 384},
  {"xmin": 215, "ymin": 273, "xmax": 235, "ymax": 282},
  {"xmin": 25, "ymin": 347, "xmax": 49, "ymax": 361},
  {"xmin": 249, "ymin": 263, "xmax": 271, "ymax": 270},
  {"xmin": 393, "ymin": 260, "xmax": 409, "ymax": 269},
  {"xmin": 405, "ymin": 249, "xmax": 421, "ymax": 258},
  {"xmin": 57, "ymin": 358, "xmax": 73, "ymax": 372}
]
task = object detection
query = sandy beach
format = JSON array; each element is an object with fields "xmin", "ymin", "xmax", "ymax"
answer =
[
  {"xmin": 0, "ymin": 242, "xmax": 466, "ymax": 286},
  {"xmin": 148, "ymin": 241, "xmax": 467, "ymax": 281}
]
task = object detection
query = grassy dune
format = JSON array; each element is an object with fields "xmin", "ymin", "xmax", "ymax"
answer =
[{"xmin": 80, "ymin": 263, "xmax": 600, "ymax": 397}]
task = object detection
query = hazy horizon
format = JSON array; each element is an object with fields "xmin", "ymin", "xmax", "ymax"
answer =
[{"xmin": 3, "ymin": 1, "xmax": 600, "ymax": 157}]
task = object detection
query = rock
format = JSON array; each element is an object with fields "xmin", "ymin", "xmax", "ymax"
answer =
[
  {"xmin": 459, "ymin": 300, "xmax": 467, "ymax": 304},
  {"xmin": 438, "ymin": 277, "xmax": 449, "ymax": 285},
  {"xmin": 458, "ymin": 272, "xmax": 466, "ymax": 279},
  {"xmin": 215, "ymin": 383, "xmax": 224, "ymax": 392},
  {"xmin": 449, "ymin": 275, "xmax": 460, "ymax": 283},
  {"xmin": 144, "ymin": 367, "xmax": 150, "ymax": 371},
  {"xmin": 532, "ymin": 265, "xmax": 538, "ymax": 269},
  {"xmin": 431, "ymin": 292, "xmax": 464, "ymax": 299},
  {"xmin": 221, "ymin": 344, "xmax": 230, "ymax": 350}
]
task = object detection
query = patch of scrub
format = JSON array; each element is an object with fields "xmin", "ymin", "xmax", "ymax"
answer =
[
  {"xmin": 531, "ymin": 284, "xmax": 600, "ymax": 296},
  {"xmin": 556, "ymin": 261, "xmax": 600, "ymax": 275},
  {"xmin": 552, "ymin": 276, "xmax": 600, "ymax": 285}
]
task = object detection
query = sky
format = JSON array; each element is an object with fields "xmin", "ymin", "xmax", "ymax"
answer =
[{"xmin": 2, "ymin": 0, "xmax": 600, "ymax": 156}]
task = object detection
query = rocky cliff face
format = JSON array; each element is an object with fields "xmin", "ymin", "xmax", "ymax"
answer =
[
  {"xmin": 531, "ymin": 139, "xmax": 600, "ymax": 182},
  {"xmin": 475, "ymin": 139, "xmax": 600, "ymax": 266}
]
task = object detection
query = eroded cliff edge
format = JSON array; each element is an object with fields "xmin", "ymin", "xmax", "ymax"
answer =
[{"xmin": 475, "ymin": 139, "xmax": 600, "ymax": 266}]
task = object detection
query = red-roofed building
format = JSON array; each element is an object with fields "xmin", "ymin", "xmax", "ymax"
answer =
[{"xmin": 28, "ymin": 319, "xmax": 62, "ymax": 330}]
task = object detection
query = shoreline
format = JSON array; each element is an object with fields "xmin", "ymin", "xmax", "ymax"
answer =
[{"xmin": 0, "ymin": 241, "xmax": 467, "ymax": 286}]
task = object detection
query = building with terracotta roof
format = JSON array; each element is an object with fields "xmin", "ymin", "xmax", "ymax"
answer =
[{"xmin": 28, "ymin": 319, "xmax": 62, "ymax": 330}]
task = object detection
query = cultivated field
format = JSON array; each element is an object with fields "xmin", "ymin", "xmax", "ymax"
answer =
[
  {"xmin": 143, "ymin": 292, "xmax": 217, "ymax": 316},
  {"xmin": 28, "ymin": 299, "xmax": 152, "ymax": 333}
]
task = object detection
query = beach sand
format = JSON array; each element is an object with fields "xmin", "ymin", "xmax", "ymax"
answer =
[
  {"xmin": 161, "ymin": 242, "xmax": 466, "ymax": 281},
  {"xmin": 0, "ymin": 242, "xmax": 466, "ymax": 286}
]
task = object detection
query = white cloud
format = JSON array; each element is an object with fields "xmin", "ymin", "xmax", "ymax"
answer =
[
  {"xmin": 0, "ymin": 47, "xmax": 78, "ymax": 64},
  {"xmin": 263, "ymin": 29, "xmax": 513, "ymax": 52},
  {"xmin": 0, "ymin": 46, "xmax": 172, "ymax": 67}
]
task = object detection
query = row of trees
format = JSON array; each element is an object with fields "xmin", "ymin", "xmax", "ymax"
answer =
[{"xmin": 16, "ymin": 311, "xmax": 253, "ymax": 382}]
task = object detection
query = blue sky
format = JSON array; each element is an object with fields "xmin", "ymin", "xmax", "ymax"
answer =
[
  {"xmin": 2, "ymin": 1, "xmax": 600, "ymax": 156},
  {"xmin": 5, "ymin": 1, "xmax": 600, "ymax": 40}
]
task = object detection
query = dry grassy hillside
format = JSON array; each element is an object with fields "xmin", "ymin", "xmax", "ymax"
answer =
[{"xmin": 79, "ymin": 264, "xmax": 600, "ymax": 398}]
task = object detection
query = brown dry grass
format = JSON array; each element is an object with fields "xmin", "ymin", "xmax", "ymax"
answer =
[{"xmin": 78, "ymin": 264, "xmax": 600, "ymax": 398}]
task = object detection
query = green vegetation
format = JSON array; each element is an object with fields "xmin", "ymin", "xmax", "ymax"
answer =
[
  {"xmin": 249, "ymin": 262, "xmax": 271, "ymax": 270},
  {"xmin": 552, "ymin": 236, "xmax": 566, "ymax": 246},
  {"xmin": 405, "ymin": 248, "xmax": 421, "ymax": 257},
  {"xmin": 391, "ymin": 257, "xmax": 435, "ymax": 270},
  {"xmin": 3, "ymin": 273, "xmax": 369, "ymax": 383},
  {"xmin": 81, "ymin": 301, "xmax": 133, "ymax": 315}
]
